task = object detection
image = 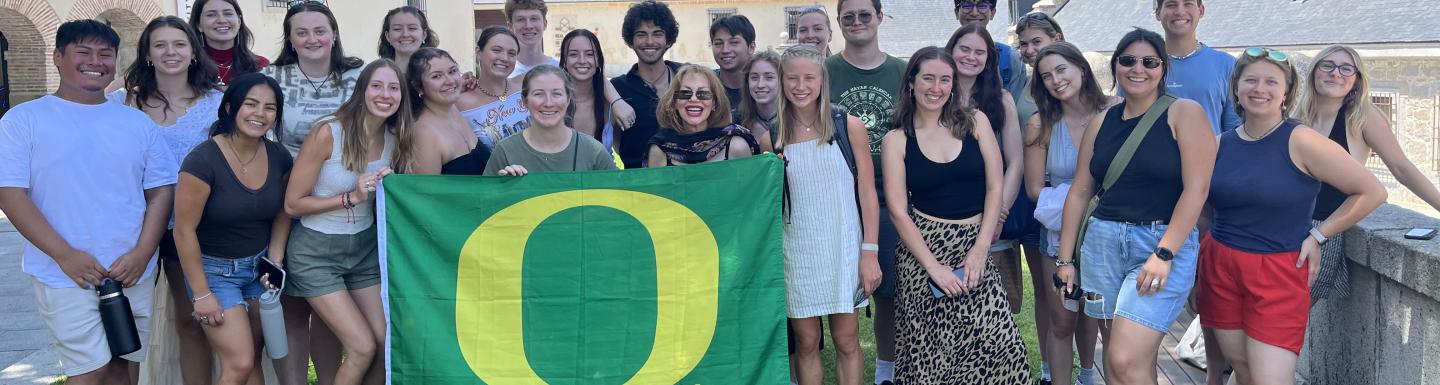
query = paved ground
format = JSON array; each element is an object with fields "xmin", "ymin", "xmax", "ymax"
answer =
[{"xmin": 0, "ymin": 216, "xmax": 64, "ymax": 385}]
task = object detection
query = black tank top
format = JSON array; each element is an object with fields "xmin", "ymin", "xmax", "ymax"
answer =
[
  {"xmin": 440, "ymin": 144, "xmax": 492, "ymax": 175},
  {"xmin": 1313, "ymin": 109, "xmax": 1349, "ymax": 220},
  {"xmin": 905, "ymin": 130, "xmax": 986, "ymax": 219},
  {"xmin": 1089, "ymin": 101, "xmax": 1184, "ymax": 222}
]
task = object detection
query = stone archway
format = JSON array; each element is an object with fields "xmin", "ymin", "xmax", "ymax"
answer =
[{"xmin": 0, "ymin": 0, "xmax": 60, "ymax": 107}]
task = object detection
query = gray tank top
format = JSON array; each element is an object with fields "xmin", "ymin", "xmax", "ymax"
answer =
[{"xmin": 300, "ymin": 120, "xmax": 393, "ymax": 235}]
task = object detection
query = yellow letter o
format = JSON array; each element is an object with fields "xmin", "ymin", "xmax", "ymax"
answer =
[{"xmin": 455, "ymin": 189, "xmax": 719, "ymax": 384}]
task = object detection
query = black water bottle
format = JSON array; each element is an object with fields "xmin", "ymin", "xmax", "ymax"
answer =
[{"xmin": 96, "ymin": 278, "xmax": 141, "ymax": 356}]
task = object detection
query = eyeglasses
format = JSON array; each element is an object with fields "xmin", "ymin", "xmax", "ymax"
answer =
[
  {"xmin": 1117, "ymin": 55, "xmax": 1163, "ymax": 69},
  {"xmin": 675, "ymin": 90, "xmax": 714, "ymax": 101},
  {"xmin": 1244, "ymin": 47, "xmax": 1289, "ymax": 63},
  {"xmin": 839, "ymin": 11, "xmax": 874, "ymax": 26},
  {"xmin": 956, "ymin": 1, "xmax": 993, "ymax": 13},
  {"xmin": 1316, "ymin": 60, "xmax": 1358, "ymax": 78},
  {"xmin": 1017, "ymin": 12, "xmax": 1054, "ymax": 24}
]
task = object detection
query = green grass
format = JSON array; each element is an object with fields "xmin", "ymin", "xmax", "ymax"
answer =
[{"xmin": 52, "ymin": 266, "xmax": 1045, "ymax": 385}]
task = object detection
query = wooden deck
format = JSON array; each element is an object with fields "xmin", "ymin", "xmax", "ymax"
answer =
[{"xmin": 1089, "ymin": 309, "xmax": 1212, "ymax": 385}]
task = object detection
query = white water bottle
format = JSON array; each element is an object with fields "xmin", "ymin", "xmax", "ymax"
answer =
[{"xmin": 258, "ymin": 289, "xmax": 287, "ymax": 359}]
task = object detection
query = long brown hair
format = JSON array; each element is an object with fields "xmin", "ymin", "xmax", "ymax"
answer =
[
  {"xmin": 320, "ymin": 59, "xmax": 415, "ymax": 174},
  {"xmin": 188, "ymin": 0, "xmax": 263, "ymax": 76},
  {"xmin": 377, "ymin": 6, "xmax": 438, "ymax": 60},
  {"xmin": 739, "ymin": 49, "xmax": 781, "ymax": 130},
  {"xmin": 122, "ymin": 16, "xmax": 218, "ymax": 120},
  {"xmin": 776, "ymin": 44, "xmax": 836, "ymax": 150},
  {"xmin": 1027, "ymin": 42, "xmax": 1108, "ymax": 148},
  {"xmin": 892, "ymin": 46, "xmax": 974, "ymax": 140},
  {"xmin": 1294, "ymin": 45, "xmax": 1371, "ymax": 144}
]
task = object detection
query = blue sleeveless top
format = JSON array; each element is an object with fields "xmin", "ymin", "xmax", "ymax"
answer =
[{"xmin": 1209, "ymin": 120, "xmax": 1321, "ymax": 253}]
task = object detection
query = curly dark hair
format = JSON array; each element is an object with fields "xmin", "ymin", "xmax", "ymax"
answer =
[{"xmin": 621, "ymin": 0, "xmax": 678, "ymax": 47}]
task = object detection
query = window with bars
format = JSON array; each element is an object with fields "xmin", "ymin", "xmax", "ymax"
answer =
[
  {"xmin": 268, "ymin": 0, "xmax": 326, "ymax": 9},
  {"xmin": 708, "ymin": 8, "xmax": 737, "ymax": 25},
  {"xmin": 785, "ymin": 6, "xmax": 808, "ymax": 44},
  {"xmin": 1372, "ymin": 92, "xmax": 1399, "ymax": 131}
]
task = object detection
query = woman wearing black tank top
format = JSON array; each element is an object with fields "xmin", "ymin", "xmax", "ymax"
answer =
[
  {"xmin": 882, "ymin": 46, "xmax": 1029, "ymax": 384},
  {"xmin": 1054, "ymin": 29, "xmax": 1216, "ymax": 385},
  {"xmin": 408, "ymin": 48, "xmax": 489, "ymax": 175},
  {"xmin": 1294, "ymin": 45, "xmax": 1440, "ymax": 302}
]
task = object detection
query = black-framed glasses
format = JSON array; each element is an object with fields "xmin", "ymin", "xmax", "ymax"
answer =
[
  {"xmin": 839, "ymin": 11, "xmax": 874, "ymax": 26},
  {"xmin": 1244, "ymin": 47, "xmax": 1289, "ymax": 63},
  {"xmin": 675, "ymin": 90, "xmax": 715, "ymax": 101},
  {"xmin": 1316, "ymin": 60, "xmax": 1358, "ymax": 78},
  {"xmin": 956, "ymin": 1, "xmax": 993, "ymax": 13},
  {"xmin": 1117, "ymin": 55, "xmax": 1163, "ymax": 69}
]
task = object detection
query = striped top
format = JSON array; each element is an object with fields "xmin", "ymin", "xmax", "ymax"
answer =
[{"xmin": 782, "ymin": 138, "xmax": 865, "ymax": 318}]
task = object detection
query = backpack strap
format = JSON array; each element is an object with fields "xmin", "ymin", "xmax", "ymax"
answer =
[{"xmin": 830, "ymin": 104, "xmax": 858, "ymax": 177}]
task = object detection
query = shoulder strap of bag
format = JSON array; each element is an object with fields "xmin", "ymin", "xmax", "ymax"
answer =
[
  {"xmin": 830, "ymin": 104, "xmax": 858, "ymax": 177},
  {"xmin": 1098, "ymin": 94, "xmax": 1176, "ymax": 195}
]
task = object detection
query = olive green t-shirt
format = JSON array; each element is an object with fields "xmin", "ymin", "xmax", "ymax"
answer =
[
  {"xmin": 482, "ymin": 130, "xmax": 617, "ymax": 175},
  {"xmin": 825, "ymin": 53, "xmax": 905, "ymax": 200}
]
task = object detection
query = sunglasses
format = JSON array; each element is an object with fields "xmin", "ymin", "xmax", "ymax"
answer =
[
  {"xmin": 1244, "ymin": 47, "xmax": 1289, "ymax": 63},
  {"xmin": 840, "ymin": 11, "xmax": 875, "ymax": 26},
  {"xmin": 1316, "ymin": 60, "xmax": 1358, "ymax": 78},
  {"xmin": 956, "ymin": 2, "xmax": 993, "ymax": 13},
  {"xmin": 1117, "ymin": 55, "xmax": 1163, "ymax": 69},
  {"xmin": 675, "ymin": 90, "xmax": 714, "ymax": 101},
  {"xmin": 1018, "ymin": 11, "xmax": 1054, "ymax": 24}
]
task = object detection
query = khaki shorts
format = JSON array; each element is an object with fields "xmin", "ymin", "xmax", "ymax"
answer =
[
  {"xmin": 33, "ymin": 273, "xmax": 156, "ymax": 376},
  {"xmin": 285, "ymin": 225, "xmax": 381, "ymax": 297}
]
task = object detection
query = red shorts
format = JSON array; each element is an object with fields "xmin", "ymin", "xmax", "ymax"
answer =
[{"xmin": 1196, "ymin": 234, "xmax": 1310, "ymax": 354}]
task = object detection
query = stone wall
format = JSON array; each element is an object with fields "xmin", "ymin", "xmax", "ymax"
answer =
[{"xmin": 1300, "ymin": 204, "xmax": 1440, "ymax": 384}]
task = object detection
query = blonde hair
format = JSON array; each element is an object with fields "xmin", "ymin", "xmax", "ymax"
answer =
[
  {"xmin": 1230, "ymin": 48, "xmax": 1299, "ymax": 117},
  {"xmin": 1294, "ymin": 45, "xmax": 1371, "ymax": 144},
  {"xmin": 321, "ymin": 59, "xmax": 415, "ymax": 174},
  {"xmin": 657, "ymin": 65, "xmax": 732, "ymax": 131},
  {"xmin": 776, "ymin": 44, "xmax": 836, "ymax": 150}
]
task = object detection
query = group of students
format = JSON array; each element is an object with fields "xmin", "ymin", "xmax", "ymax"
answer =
[{"xmin": 0, "ymin": 0, "xmax": 1438, "ymax": 385}]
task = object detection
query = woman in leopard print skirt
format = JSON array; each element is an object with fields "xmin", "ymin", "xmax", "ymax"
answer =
[{"xmin": 879, "ymin": 46, "xmax": 1030, "ymax": 384}]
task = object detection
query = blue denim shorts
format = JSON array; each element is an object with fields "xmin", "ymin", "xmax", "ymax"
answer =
[
  {"xmin": 185, "ymin": 251, "xmax": 267, "ymax": 311},
  {"xmin": 1078, "ymin": 217, "xmax": 1199, "ymax": 333}
]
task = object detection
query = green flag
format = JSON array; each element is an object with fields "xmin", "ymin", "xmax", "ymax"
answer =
[{"xmin": 379, "ymin": 155, "xmax": 787, "ymax": 384}]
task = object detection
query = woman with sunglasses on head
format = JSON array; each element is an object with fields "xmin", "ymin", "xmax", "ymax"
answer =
[
  {"xmin": 378, "ymin": 6, "xmax": 438, "ymax": 75},
  {"xmin": 285, "ymin": 59, "xmax": 414, "ymax": 385},
  {"xmin": 1199, "ymin": 47, "xmax": 1385, "ymax": 385},
  {"xmin": 408, "ymin": 48, "xmax": 487, "ymax": 175},
  {"xmin": 1023, "ymin": 42, "xmax": 1105, "ymax": 385},
  {"xmin": 647, "ymin": 66, "xmax": 758, "ymax": 167},
  {"xmin": 1054, "ymin": 28, "xmax": 1216, "ymax": 385},
  {"xmin": 1013, "ymin": 11, "xmax": 1063, "ymax": 128},
  {"xmin": 944, "ymin": 23, "xmax": 1028, "ymax": 324},
  {"xmin": 484, "ymin": 65, "xmax": 617, "ymax": 176},
  {"xmin": 458, "ymin": 26, "xmax": 529, "ymax": 151},
  {"xmin": 172, "ymin": 73, "xmax": 291, "ymax": 385},
  {"xmin": 738, "ymin": 50, "xmax": 781, "ymax": 153},
  {"xmin": 108, "ymin": 16, "xmax": 224, "ymax": 385},
  {"xmin": 189, "ymin": 0, "xmax": 268, "ymax": 87},
  {"xmin": 261, "ymin": 2, "xmax": 364, "ymax": 383},
  {"xmin": 884, "ymin": 46, "xmax": 1029, "ymax": 384},
  {"xmin": 774, "ymin": 44, "xmax": 878, "ymax": 385},
  {"xmin": 1294, "ymin": 45, "xmax": 1440, "ymax": 305}
]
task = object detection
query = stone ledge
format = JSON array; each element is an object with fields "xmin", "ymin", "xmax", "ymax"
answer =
[{"xmin": 1346, "ymin": 204, "xmax": 1440, "ymax": 301}]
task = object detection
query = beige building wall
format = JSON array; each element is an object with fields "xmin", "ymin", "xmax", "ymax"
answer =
[
  {"xmin": 475, "ymin": 0, "xmax": 838, "ymax": 72},
  {"xmin": 243, "ymin": 0, "xmax": 476, "ymax": 71}
]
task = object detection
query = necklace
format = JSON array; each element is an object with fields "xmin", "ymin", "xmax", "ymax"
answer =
[
  {"xmin": 302, "ymin": 70, "xmax": 331, "ymax": 97},
  {"xmin": 1242, "ymin": 118, "xmax": 1285, "ymax": 141},
  {"xmin": 1170, "ymin": 40, "xmax": 1203, "ymax": 60},
  {"xmin": 796, "ymin": 115, "xmax": 818, "ymax": 132},
  {"xmin": 224, "ymin": 135, "xmax": 261, "ymax": 174},
  {"xmin": 478, "ymin": 78, "xmax": 509, "ymax": 102},
  {"xmin": 641, "ymin": 66, "xmax": 671, "ymax": 92},
  {"xmin": 216, "ymin": 61, "xmax": 232, "ymax": 86}
]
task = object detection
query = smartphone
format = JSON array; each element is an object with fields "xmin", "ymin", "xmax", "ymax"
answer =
[
  {"xmin": 929, "ymin": 266, "xmax": 966, "ymax": 298},
  {"xmin": 1053, "ymin": 273, "xmax": 1083, "ymax": 300},
  {"xmin": 1404, "ymin": 228, "xmax": 1437, "ymax": 240},
  {"xmin": 258, "ymin": 257, "xmax": 286, "ymax": 291}
]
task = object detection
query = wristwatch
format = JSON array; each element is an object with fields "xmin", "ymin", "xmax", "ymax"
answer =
[{"xmin": 1154, "ymin": 246, "xmax": 1175, "ymax": 262}]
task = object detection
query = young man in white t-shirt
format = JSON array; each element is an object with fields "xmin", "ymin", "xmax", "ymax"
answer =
[
  {"xmin": 0, "ymin": 20, "xmax": 176, "ymax": 385},
  {"xmin": 506, "ymin": 0, "xmax": 559, "ymax": 77}
]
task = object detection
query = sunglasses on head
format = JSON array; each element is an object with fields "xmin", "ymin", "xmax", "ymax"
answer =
[
  {"xmin": 840, "ymin": 11, "xmax": 875, "ymax": 26},
  {"xmin": 288, "ymin": 0, "xmax": 324, "ymax": 9},
  {"xmin": 1244, "ymin": 47, "xmax": 1289, "ymax": 63},
  {"xmin": 1018, "ymin": 12, "xmax": 1054, "ymax": 24},
  {"xmin": 1117, "ymin": 55, "xmax": 1163, "ymax": 69},
  {"xmin": 675, "ymin": 89, "xmax": 714, "ymax": 101},
  {"xmin": 956, "ymin": 1, "xmax": 993, "ymax": 13}
]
